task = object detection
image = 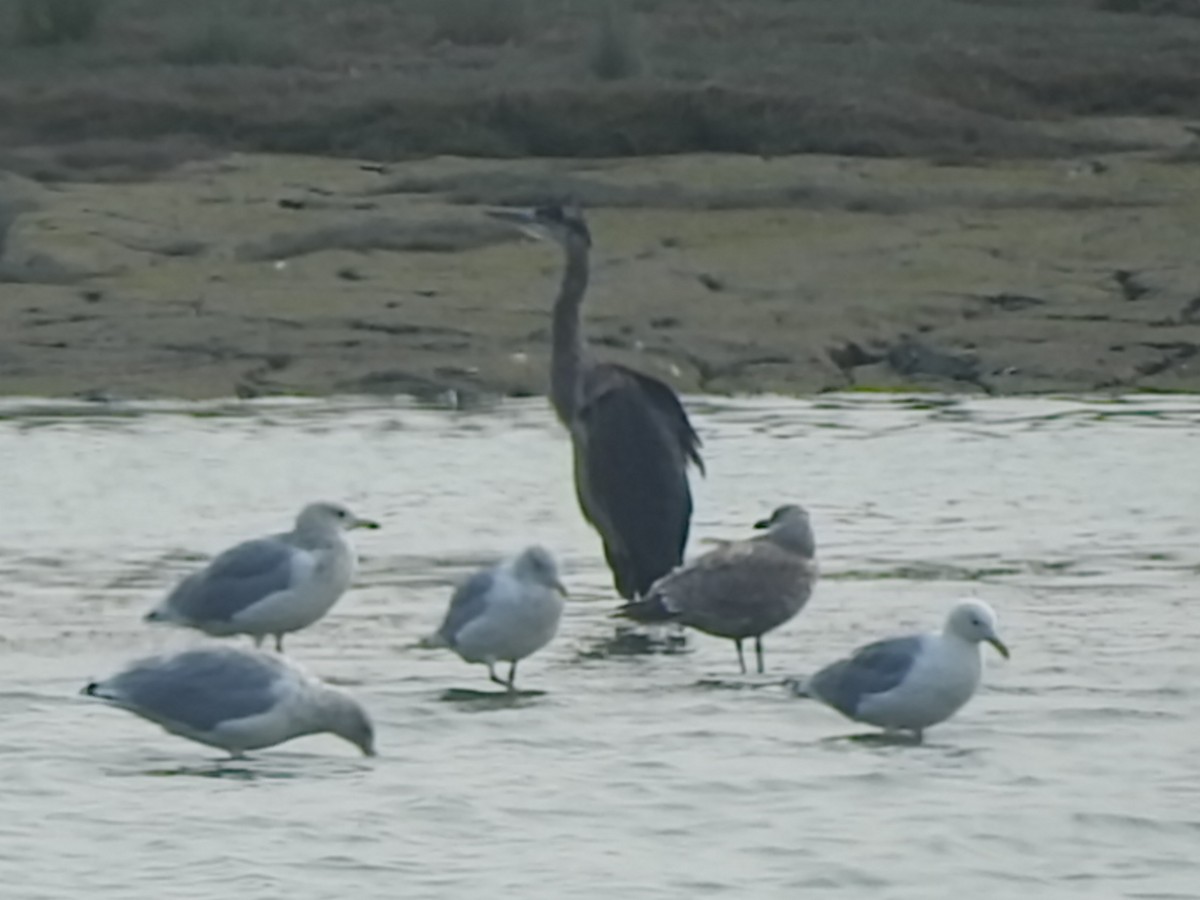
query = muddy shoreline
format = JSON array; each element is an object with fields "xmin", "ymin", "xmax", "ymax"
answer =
[{"xmin": 2, "ymin": 146, "xmax": 1199, "ymax": 402}]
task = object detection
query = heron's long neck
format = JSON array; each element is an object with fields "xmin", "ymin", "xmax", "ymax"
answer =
[{"xmin": 550, "ymin": 239, "xmax": 590, "ymax": 425}]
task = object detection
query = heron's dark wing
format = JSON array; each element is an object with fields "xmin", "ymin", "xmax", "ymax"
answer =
[
  {"xmin": 161, "ymin": 537, "xmax": 306, "ymax": 624},
  {"xmin": 575, "ymin": 368, "xmax": 696, "ymax": 598},
  {"xmin": 90, "ymin": 648, "xmax": 288, "ymax": 732},
  {"xmin": 648, "ymin": 541, "xmax": 814, "ymax": 638},
  {"xmin": 437, "ymin": 568, "xmax": 497, "ymax": 647},
  {"xmin": 606, "ymin": 363, "xmax": 704, "ymax": 475},
  {"xmin": 807, "ymin": 636, "xmax": 925, "ymax": 717}
]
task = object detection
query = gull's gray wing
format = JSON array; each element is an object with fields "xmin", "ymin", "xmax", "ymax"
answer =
[
  {"xmin": 649, "ymin": 540, "xmax": 815, "ymax": 638},
  {"xmin": 436, "ymin": 568, "xmax": 497, "ymax": 647},
  {"xmin": 807, "ymin": 635, "xmax": 925, "ymax": 717},
  {"xmin": 91, "ymin": 648, "xmax": 289, "ymax": 732},
  {"xmin": 162, "ymin": 537, "xmax": 304, "ymax": 624}
]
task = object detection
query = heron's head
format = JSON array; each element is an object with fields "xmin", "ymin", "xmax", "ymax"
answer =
[
  {"xmin": 487, "ymin": 203, "xmax": 591, "ymax": 249},
  {"xmin": 295, "ymin": 502, "xmax": 381, "ymax": 535},
  {"xmin": 752, "ymin": 504, "xmax": 815, "ymax": 557},
  {"xmin": 945, "ymin": 599, "xmax": 1009, "ymax": 659},
  {"xmin": 513, "ymin": 545, "xmax": 568, "ymax": 597}
]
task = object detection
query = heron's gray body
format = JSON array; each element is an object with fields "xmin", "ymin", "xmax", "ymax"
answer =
[{"xmin": 570, "ymin": 362, "xmax": 703, "ymax": 600}]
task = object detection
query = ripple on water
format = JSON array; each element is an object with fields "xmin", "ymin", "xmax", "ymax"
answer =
[{"xmin": 0, "ymin": 394, "xmax": 1196, "ymax": 898}]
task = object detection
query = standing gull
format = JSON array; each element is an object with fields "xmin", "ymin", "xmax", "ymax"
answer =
[
  {"xmin": 426, "ymin": 546, "xmax": 567, "ymax": 691},
  {"xmin": 615, "ymin": 504, "xmax": 818, "ymax": 674},
  {"xmin": 82, "ymin": 645, "xmax": 376, "ymax": 758},
  {"xmin": 797, "ymin": 599, "xmax": 1010, "ymax": 741},
  {"xmin": 144, "ymin": 501, "xmax": 379, "ymax": 652},
  {"xmin": 487, "ymin": 203, "xmax": 704, "ymax": 603}
]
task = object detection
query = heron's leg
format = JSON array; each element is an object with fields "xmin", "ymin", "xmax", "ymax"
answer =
[
  {"xmin": 755, "ymin": 636, "xmax": 765, "ymax": 674},
  {"xmin": 252, "ymin": 635, "xmax": 265, "ymax": 649},
  {"xmin": 734, "ymin": 639, "xmax": 746, "ymax": 674},
  {"xmin": 913, "ymin": 729, "xmax": 924, "ymax": 745},
  {"xmin": 488, "ymin": 662, "xmax": 508, "ymax": 688},
  {"xmin": 274, "ymin": 633, "xmax": 284, "ymax": 653},
  {"xmin": 602, "ymin": 543, "xmax": 636, "ymax": 601},
  {"xmin": 506, "ymin": 661, "xmax": 518, "ymax": 692}
]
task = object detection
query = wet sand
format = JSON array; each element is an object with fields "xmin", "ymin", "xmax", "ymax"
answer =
[{"xmin": 3, "ymin": 141, "xmax": 1200, "ymax": 401}]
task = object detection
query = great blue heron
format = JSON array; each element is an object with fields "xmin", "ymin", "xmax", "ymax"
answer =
[
  {"xmin": 488, "ymin": 203, "xmax": 704, "ymax": 602},
  {"xmin": 613, "ymin": 504, "xmax": 817, "ymax": 673}
]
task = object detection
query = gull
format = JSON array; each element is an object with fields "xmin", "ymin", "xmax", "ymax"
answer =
[
  {"xmin": 82, "ymin": 645, "xmax": 376, "ymax": 758},
  {"xmin": 797, "ymin": 598, "xmax": 1010, "ymax": 741},
  {"xmin": 426, "ymin": 546, "xmax": 567, "ymax": 691},
  {"xmin": 144, "ymin": 501, "xmax": 379, "ymax": 652},
  {"xmin": 614, "ymin": 504, "xmax": 817, "ymax": 673}
]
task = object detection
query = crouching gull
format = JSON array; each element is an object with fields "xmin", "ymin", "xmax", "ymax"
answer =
[
  {"xmin": 796, "ymin": 598, "xmax": 1010, "ymax": 741},
  {"xmin": 425, "ymin": 546, "xmax": 567, "ymax": 691},
  {"xmin": 614, "ymin": 504, "xmax": 817, "ymax": 674},
  {"xmin": 144, "ymin": 501, "xmax": 379, "ymax": 652},
  {"xmin": 82, "ymin": 645, "xmax": 376, "ymax": 758}
]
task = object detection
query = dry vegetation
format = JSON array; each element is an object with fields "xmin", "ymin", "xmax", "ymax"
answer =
[
  {"xmin": 14, "ymin": 0, "xmax": 103, "ymax": 45},
  {"xmin": 3, "ymin": 0, "xmax": 1200, "ymax": 180},
  {"xmin": 1095, "ymin": 0, "xmax": 1200, "ymax": 15},
  {"xmin": 430, "ymin": 0, "xmax": 530, "ymax": 46}
]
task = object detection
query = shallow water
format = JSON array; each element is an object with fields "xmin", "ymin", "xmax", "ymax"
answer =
[{"xmin": 0, "ymin": 393, "xmax": 1196, "ymax": 899}]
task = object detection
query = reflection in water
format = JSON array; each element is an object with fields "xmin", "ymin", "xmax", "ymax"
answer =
[
  {"xmin": 575, "ymin": 624, "xmax": 691, "ymax": 659},
  {"xmin": 108, "ymin": 755, "xmax": 378, "ymax": 781},
  {"xmin": 0, "ymin": 394, "xmax": 1197, "ymax": 898},
  {"xmin": 135, "ymin": 764, "xmax": 282, "ymax": 780},
  {"xmin": 840, "ymin": 732, "xmax": 926, "ymax": 748},
  {"xmin": 439, "ymin": 688, "xmax": 547, "ymax": 707}
]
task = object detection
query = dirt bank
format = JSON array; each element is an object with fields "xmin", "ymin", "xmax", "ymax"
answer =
[{"xmin": 2, "ymin": 146, "xmax": 1200, "ymax": 401}]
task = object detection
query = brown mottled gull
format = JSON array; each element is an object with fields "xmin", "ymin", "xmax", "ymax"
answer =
[{"xmin": 614, "ymin": 504, "xmax": 817, "ymax": 673}]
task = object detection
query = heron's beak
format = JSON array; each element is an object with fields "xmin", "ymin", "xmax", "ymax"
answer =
[
  {"xmin": 486, "ymin": 208, "xmax": 545, "ymax": 241},
  {"xmin": 352, "ymin": 518, "xmax": 381, "ymax": 531},
  {"xmin": 487, "ymin": 208, "xmax": 535, "ymax": 225},
  {"xmin": 554, "ymin": 580, "xmax": 569, "ymax": 598},
  {"xmin": 753, "ymin": 518, "xmax": 770, "ymax": 530},
  {"xmin": 987, "ymin": 636, "xmax": 1010, "ymax": 659}
]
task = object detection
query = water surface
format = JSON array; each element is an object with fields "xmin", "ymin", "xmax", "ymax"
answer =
[{"xmin": 0, "ymin": 394, "xmax": 1196, "ymax": 899}]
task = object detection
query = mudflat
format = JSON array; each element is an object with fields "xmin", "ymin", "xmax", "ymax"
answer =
[{"xmin": 3, "ymin": 142, "xmax": 1200, "ymax": 401}]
